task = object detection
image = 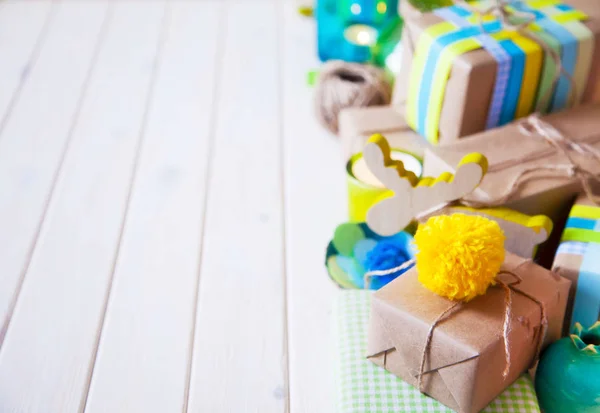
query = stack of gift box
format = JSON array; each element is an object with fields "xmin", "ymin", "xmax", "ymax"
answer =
[{"xmin": 325, "ymin": 0, "xmax": 600, "ymax": 412}]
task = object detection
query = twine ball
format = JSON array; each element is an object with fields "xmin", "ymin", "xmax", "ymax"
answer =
[
  {"xmin": 314, "ymin": 60, "xmax": 392, "ymax": 135},
  {"xmin": 414, "ymin": 214, "xmax": 506, "ymax": 302}
]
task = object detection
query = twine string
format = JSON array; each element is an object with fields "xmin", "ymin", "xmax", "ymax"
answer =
[
  {"xmin": 417, "ymin": 301, "xmax": 463, "ymax": 392},
  {"xmin": 462, "ymin": 114, "xmax": 600, "ymax": 208},
  {"xmin": 452, "ymin": 0, "xmax": 578, "ymax": 110},
  {"xmin": 363, "ymin": 258, "xmax": 416, "ymax": 289},
  {"xmin": 402, "ymin": 0, "xmax": 579, "ymax": 111},
  {"xmin": 497, "ymin": 279, "xmax": 514, "ymax": 379},
  {"xmin": 314, "ymin": 60, "xmax": 392, "ymax": 134},
  {"xmin": 415, "ymin": 260, "xmax": 548, "ymax": 393}
]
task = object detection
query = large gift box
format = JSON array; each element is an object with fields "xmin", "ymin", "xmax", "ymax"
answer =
[
  {"xmin": 394, "ymin": 0, "xmax": 600, "ymax": 144},
  {"xmin": 338, "ymin": 105, "xmax": 428, "ymax": 160},
  {"xmin": 553, "ymin": 193, "xmax": 600, "ymax": 334},
  {"xmin": 423, "ymin": 104, "xmax": 600, "ymax": 234},
  {"xmin": 333, "ymin": 290, "xmax": 542, "ymax": 413},
  {"xmin": 367, "ymin": 253, "xmax": 570, "ymax": 413}
]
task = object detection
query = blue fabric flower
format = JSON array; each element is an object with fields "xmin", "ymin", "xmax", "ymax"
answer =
[
  {"xmin": 364, "ymin": 240, "xmax": 411, "ymax": 289},
  {"xmin": 325, "ymin": 222, "xmax": 416, "ymax": 290}
]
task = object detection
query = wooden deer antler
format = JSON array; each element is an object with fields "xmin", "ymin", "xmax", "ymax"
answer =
[{"xmin": 364, "ymin": 134, "xmax": 488, "ymax": 236}]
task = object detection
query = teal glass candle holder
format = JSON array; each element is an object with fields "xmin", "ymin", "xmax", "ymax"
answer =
[
  {"xmin": 535, "ymin": 322, "xmax": 600, "ymax": 413},
  {"xmin": 317, "ymin": 0, "xmax": 401, "ymax": 65},
  {"xmin": 325, "ymin": 222, "xmax": 416, "ymax": 290}
]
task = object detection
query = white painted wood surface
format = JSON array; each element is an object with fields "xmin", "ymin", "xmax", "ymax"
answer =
[
  {"xmin": 0, "ymin": 0, "xmax": 109, "ymax": 342},
  {"xmin": 0, "ymin": 1, "xmax": 347, "ymax": 412},
  {"xmin": 0, "ymin": 0, "xmax": 52, "ymax": 125},
  {"xmin": 85, "ymin": 2, "xmax": 220, "ymax": 412},
  {"xmin": 187, "ymin": 2, "xmax": 288, "ymax": 412}
]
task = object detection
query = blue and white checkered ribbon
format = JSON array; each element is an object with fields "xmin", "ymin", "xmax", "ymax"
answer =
[
  {"xmin": 557, "ymin": 241, "xmax": 588, "ymax": 256},
  {"xmin": 434, "ymin": 6, "xmax": 512, "ymax": 129}
]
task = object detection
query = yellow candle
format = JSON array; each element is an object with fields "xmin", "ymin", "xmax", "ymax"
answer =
[
  {"xmin": 344, "ymin": 24, "xmax": 378, "ymax": 46},
  {"xmin": 347, "ymin": 150, "xmax": 422, "ymax": 223},
  {"xmin": 351, "ymin": 150, "xmax": 422, "ymax": 187}
]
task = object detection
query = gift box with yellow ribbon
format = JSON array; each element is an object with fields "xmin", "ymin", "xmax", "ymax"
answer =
[
  {"xmin": 552, "ymin": 193, "xmax": 600, "ymax": 335},
  {"xmin": 393, "ymin": 0, "xmax": 600, "ymax": 144},
  {"xmin": 423, "ymin": 104, "xmax": 600, "ymax": 237},
  {"xmin": 367, "ymin": 214, "xmax": 571, "ymax": 413}
]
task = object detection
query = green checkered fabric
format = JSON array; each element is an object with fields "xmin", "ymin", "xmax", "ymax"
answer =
[{"xmin": 332, "ymin": 291, "xmax": 541, "ymax": 413}]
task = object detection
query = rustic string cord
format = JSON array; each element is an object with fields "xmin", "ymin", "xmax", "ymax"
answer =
[
  {"xmin": 314, "ymin": 60, "xmax": 392, "ymax": 134},
  {"xmin": 417, "ymin": 301, "xmax": 463, "ymax": 391},
  {"xmin": 408, "ymin": 259, "xmax": 547, "ymax": 393},
  {"xmin": 461, "ymin": 114, "xmax": 600, "ymax": 208},
  {"xmin": 364, "ymin": 238, "xmax": 548, "ymax": 390}
]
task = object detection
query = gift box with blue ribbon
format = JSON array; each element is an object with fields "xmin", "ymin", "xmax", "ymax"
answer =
[
  {"xmin": 393, "ymin": 0, "xmax": 600, "ymax": 145},
  {"xmin": 553, "ymin": 194, "xmax": 600, "ymax": 335}
]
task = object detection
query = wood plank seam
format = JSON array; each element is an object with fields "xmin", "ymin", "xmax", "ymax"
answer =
[
  {"xmin": 0, "ymin": 1, "xmax": 114, "ymax": 348},
  {"xmin": 77, "ymin": 3, "xmax": 171, "ymax": 412},
  {"xmin": 275, "ymin": 0, "xmax": 292, "ymax": 411},
  {"xmin": 0, "ymin": 0, "xmax": 56, "ymax": 141},
  {"xmin": 181, "ymin": 2, "xmax": 227, "ymax": 412}
]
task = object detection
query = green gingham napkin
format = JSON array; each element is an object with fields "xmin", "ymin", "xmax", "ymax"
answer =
[{"xmin": 332, "ymin": 290, "xmax": 541, "ymax": 413}]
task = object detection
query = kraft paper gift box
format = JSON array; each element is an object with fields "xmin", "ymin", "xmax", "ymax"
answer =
[
  {"xmin": 366, "ymin": 253, "xmax": 571, "ymax": 413},
  {"xmin": 393, "ymin": 0, "xmax": 600, "ymax": 144},
  {"xmin": 338, "ymin": 105, "xmax": 428, "ymax": 159},
  {"xmin": 552, "ymin": 193, "xmax": 600, "ymax": 334},
  {"xmin": 333, "ymin": 290, "xmax": 542, "ymax": 413},
  {"xmin": 423, "ymin": 104, "xmax": 600, "ymax": 245}
]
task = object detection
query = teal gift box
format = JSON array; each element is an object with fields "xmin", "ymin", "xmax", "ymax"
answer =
[{"xmin": 332, "ymin": 291, "xmax": 541, "ymax": 413}]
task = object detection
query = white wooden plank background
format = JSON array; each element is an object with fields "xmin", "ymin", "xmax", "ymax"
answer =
[
  {"xmin": 187, "ymin": 2, "xmax": 288, "ymax": 412},
  {"xmin": 85, "ymin": 2, "xmax": 220, "ymax": 412},
  {"xmin": 0, "ymin": 0, "xmax": 52, "ymax": 127},
  {"xmin": 0, "ymin": 1, "xmax": 348, "ymax": 412},
  {"xmin": 0, "ymin": 0, "xmax": 109, "ymax": 345}
]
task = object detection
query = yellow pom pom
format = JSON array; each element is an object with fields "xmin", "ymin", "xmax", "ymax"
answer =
[{"xmin": 415, "ymin": 213, "xmax": 505, "ymax": 302}]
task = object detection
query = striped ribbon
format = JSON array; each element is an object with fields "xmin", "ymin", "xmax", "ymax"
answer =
[
  {"xmin": 406, "ymin": 1, "xmax": 592, "ymax": 143},
  {"xmin": 558, "ymin": 204, "xmax": 600, "ymax": 329},
  {"xmin": 434, "ymin": 6, "xmax": 511, "ymax": 129}
]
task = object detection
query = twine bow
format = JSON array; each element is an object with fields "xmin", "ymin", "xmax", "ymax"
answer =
[
  {"xmin": 457, "ymin": 114, "xmax": 600, "ymax": 209},
  {"xmin": 414, "ymin": 259, "xmax": 548, "ymax": 393},
  {"xmin": 365, "ymin": 257, "xmax": 548, "ymax": 392},
  {"xmin": 453, "ymin": 0, "xmax": 578, "ymax": 110}
]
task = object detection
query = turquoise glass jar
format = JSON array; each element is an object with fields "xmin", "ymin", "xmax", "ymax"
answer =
[
  {"xmin": 535, "ymin": 322, "xmax": 600, "ymax": 413},
  {"xmin": 316, "ymin": 0, "xmax": 400, "ymax": 64}
]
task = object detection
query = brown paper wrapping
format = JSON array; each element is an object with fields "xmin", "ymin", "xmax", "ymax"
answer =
[
  {"xmin": 367, "ymin": 253, "xmax": 570, "ymax": 413},
  {"xmin": 338, "ymin": 105, "xmax": 428, "ymax": 159},
  {"xmin": 393, "ymin": 0, "xmax": 600, "ymax": 144},
  {"xmin": 423, "ymin": 104, "xmax": 600, "ymax": 265}
]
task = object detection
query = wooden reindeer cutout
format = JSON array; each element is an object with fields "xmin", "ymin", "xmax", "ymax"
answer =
[{"xmin": 363, "ymin": 134, "xmax": 488, "ymax": 236}]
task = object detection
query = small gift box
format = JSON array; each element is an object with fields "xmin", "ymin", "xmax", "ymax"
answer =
[
  {"xmin": 394, "ymin": 0, "xmax": 600, "ymax": 144},
  {"xmin": 552, "ymin": 193, "xmax": 600, "ymax": 334},
  {"xmin": 333, "ymin": 290, "xmax": 542, "ymax": 413},
  {"xmin": 423, "ymin": 105, "xmax": 600, "ymax": 229},
  {"xmin": 367, "ymin": 253, "xmax": 570, "ymax": 413},
  {"xmin": 339, "ymin": 105, "xmax": 428, "ymax": 159}
]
